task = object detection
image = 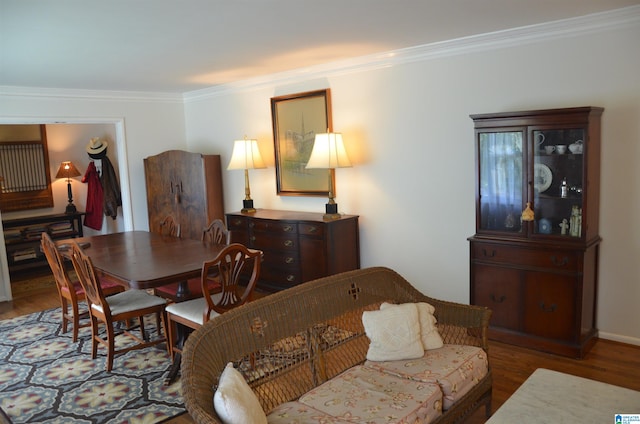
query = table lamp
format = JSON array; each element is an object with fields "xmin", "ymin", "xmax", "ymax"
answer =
[
  {"xmin": 55, "ymin": 161, "xmax": 81, "ymax": 213},
  {"xmin": 227, "ymin": 137, "xmax": 266, "ymax": 213},
  {"xmin": 305, "ymin": 131, "xmax": 352, "ymax": 220}
]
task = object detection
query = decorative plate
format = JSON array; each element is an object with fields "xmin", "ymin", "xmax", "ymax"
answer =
[{"xmin": 534, "ymin": 163, "xmax": 552, "ymax": 193}]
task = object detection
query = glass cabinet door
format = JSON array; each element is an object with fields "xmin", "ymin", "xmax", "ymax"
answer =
[
  {"xmin": 532, "ymin": 128, "xmax": 585, "ymax": 237},
  {"xmin": 478, "ymin": 131, "xmax": 524, "ymax": 234}
]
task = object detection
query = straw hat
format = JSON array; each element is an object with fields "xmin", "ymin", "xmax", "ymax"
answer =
[{"xmin": 86, "ymin": 137, "xmax": 108, "ymax": 159}]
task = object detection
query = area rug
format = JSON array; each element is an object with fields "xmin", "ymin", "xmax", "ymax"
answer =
[{"xmin": 0, "ymin": 307, "xmax": 185, "ymax": 423}]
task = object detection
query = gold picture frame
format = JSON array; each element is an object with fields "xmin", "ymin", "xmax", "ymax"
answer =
[{"xmin": 271, "ymin": 89, "xmax": 333, "ymax": 196}]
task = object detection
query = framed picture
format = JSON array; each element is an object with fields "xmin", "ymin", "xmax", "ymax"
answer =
[{"xmin": 271, "ymin": 89, "xmax": 333, "ymax": 196}]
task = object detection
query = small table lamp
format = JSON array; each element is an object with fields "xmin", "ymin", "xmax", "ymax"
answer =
[
  {"xmin": 55, "ymin": 161, "xmax": 81, "ymax": 213},
  {"xmin": 305, "ymin": 131, "xmax": 352, "ymax": 220},
  {"xmin": 227, "ymin": 137, "xmax": 266, "ymax": 213}
]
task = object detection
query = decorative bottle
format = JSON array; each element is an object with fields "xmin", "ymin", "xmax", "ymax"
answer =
[{"xmin": 561, "ymin": 177, "xmax": 568, "ymax": 198}]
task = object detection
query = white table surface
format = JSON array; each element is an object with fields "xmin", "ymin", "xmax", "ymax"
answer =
[{"xmin": 487, "ymin": 368, "xmax": 640, "ymax": 423}]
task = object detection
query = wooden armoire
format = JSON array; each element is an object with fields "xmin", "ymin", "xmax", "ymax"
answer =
[{"xmin": 144, "ymin": 150, "xmax": 224, "ymax": 241}]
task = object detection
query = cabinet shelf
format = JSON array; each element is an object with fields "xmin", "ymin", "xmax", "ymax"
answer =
[{"xmin": 2, "ymin": 212, "xmax": 84, "ymax": 277}]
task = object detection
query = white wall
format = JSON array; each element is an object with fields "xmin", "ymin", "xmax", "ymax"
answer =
[{"xmin": 184, "ymin": 17, "xmax": 640, "ymax": 344}]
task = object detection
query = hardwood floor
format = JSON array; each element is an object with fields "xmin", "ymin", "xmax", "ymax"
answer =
[{"xmin": 3, "ymin": 276, "xmax": 640, "ymax": 423}]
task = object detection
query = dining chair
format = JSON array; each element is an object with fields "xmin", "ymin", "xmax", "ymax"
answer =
[
  {"xmin": 69, "ymin": 241, "xmax": 169, "ymax": 372},
  {"xmin": 40, "ymin": 232, "xmax": 124, "ymax": 342},
  {"xmin": 163, "ymin": 243, "xmax": 261, "ymax": 382},
  {"xmin": 154, "ymin": 219, "xmax": 230, "ymax": 302},
  {"xmin": 159, "ymin": 215, "xmax": 180, "ymax": 238}
]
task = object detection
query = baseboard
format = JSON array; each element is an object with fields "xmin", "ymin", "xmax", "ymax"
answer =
[{"xmin": 598, "ymin": 332, "xmax": 640, "ymax": 347}]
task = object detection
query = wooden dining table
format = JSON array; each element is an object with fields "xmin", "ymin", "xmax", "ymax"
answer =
[{"xmin": 57, "ymin": 230, "xmax": 232, "ymax": 297}]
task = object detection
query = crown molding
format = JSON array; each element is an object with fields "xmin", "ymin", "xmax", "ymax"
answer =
[
  {"xmin": 184, "ymin": 5, "xmax": 640, "ymax": 102},
  {"xmin": 0, "ymin": 85, "xmax": 183, "ymax": 103}
]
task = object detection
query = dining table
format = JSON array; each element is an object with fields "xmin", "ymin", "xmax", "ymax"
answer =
[{"xmin": 57, "ymin": 230, "xmax": 233, "ymax": 298}]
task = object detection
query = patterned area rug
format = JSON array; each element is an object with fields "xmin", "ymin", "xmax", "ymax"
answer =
[{"xmin": 0, "ymin": 307, "xmax": 185, "ymax": 423}]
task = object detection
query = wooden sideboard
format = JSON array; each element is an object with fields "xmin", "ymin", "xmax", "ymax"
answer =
[{"xmin": 226, "ymin": 209, "xmax": 360, "ymax": 292}]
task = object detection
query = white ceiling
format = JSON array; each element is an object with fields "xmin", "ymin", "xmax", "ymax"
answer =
[{"xmin": 2, "ymin": 0, "xmax": 639, "ymax": 94}]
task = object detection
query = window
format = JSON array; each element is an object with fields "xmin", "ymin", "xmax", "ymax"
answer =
[{"xmin": 0, "ymin": 124, "xmax": 54, "ymax": 212}]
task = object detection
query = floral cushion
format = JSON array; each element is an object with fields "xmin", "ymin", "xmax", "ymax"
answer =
[
  {"xmin": 267, "ymin": 402, "xmax": 354, "ymax": 423},
  {"xmin": 364, "ymin": 344, "xmax": 488, "ymax": 410},
  {"xmin": 293, "ymin": 365, "xmax": 442, "ymax": 423}
]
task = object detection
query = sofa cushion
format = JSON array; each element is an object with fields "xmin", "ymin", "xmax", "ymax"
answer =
[
  {"xmin": 364, "ymin": 344, "xmax": 488, "ymax": 410},
  {"xmin": 267, "ymin": 402, "xmax": 354, "ymax": 423},
  {"xmin": 381, "ymin": 302, "xmax": 444, "ymax": 350},
  {"xmin": 214, "ymin": 362, "xmax": 268, "ymax": 424},
  {"xmin": 362, "ymin": 302, "xmax": 424, "ymax": 361},
  {"xmin": 295, "ymin": 365, "xmax": 442, "ymax": 423}
]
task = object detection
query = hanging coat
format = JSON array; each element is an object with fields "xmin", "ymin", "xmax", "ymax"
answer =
[
  {"xmin": 82, "ymin": 161, "xmax": 104, "ymax": 230},
  {"xmin": 100, "ymin": 156, "xmax": 122, "ymax": 219}
]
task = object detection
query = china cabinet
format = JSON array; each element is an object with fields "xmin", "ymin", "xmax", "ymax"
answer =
[
  {"xmin": 226, "ymin": 209, "xmax": 360, "ymax": 292},
  {"xmin": 468, "ymin": 106, "xmax": 603, "ymax": 358}
]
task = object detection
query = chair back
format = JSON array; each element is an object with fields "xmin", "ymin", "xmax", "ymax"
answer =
[
  {"xmin": 159, "ymin": 215, "xmax": 181, "ymax": 237},
  {"xmin": 202, "ymin": 243, "xmax": 261, "ymax": 318},
  {"xmin": 202, "ymin": 219, "xmax": 230, "ymax": 245},
  {"xmin": 41, "ymin": 232, "xmax": 75, "ymax": 295},
  {"xmin": 69, "ymin": 241, "xmax": 109, "ymax": 317}
]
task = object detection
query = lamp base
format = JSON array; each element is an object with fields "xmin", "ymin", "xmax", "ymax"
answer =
[
  {"xmin": 65, "ymin": 203, "xmax": 77, "ymax": 214},
  {"xmin": 241, "ymin": 199, "xmax": 256, "ymax": 214},
  {"xmin": 323, "ymin": 203, "xmax": 341, "ymax": 220}
]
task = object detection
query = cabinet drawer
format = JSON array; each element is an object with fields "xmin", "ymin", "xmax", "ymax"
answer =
[
  {"xmin": 472, "ymin": 242, "xmax": 582, "ymax": 272},
  {"xmin": 262, "ymin": 250, "xmax": 300, "ymax": 270},
  {"xmin": 251, "ymin": 220, "xmax": 297, "ymax": 234},
  {"xmin": 227, "ymin": 216, "xmax": 248, "ymax": 231},
  {"xmin": 250, "ymin": 233, "xmax": 298, "ymax": 252},
  {"xmin": 261, "ymin": 267, "xmax": 301, "ymax": 288},
  {"xmin": 298, "ymin": 222, "xmax": 324, "ymax": 238}
]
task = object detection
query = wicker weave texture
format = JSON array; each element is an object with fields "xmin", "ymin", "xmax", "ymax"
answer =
[{"xmin": 181, "ymin": 266, "xmax": 492, "ymax": 423}]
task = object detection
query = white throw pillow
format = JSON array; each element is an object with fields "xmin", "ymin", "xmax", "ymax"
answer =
[
  {"xmin": 213, "ymin": 362, "xmax": 267, "ymax": 424},
  {"xmin": 362, "ymin": 302, "xmax": 424, "ymax": 361},
  {"xmin": 381, "ymin": 302, "xmax": 444, "ymax": 350}
]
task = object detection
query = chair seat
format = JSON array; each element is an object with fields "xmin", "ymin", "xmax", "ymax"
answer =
[
  {"xmin": 165, "ymin": 292, "xmax": 223, "ymax": 325},
  {"xmin": 92, "ymin": 289, "xmax": 167, "ymax": 316},
  {"xmin": 155, "ymin": 278, "xmax": 221, "ymax": 302},
  {"xmin": 62, "ymin": 278, "xmax": 123, "ymax": 297}
]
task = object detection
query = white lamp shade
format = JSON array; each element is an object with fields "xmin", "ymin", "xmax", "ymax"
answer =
[
  {"xmin": 227, "ymin": 138, "xmax": 266, "ymax": 170},
  {"xmin": 305, "ymin": 132, "xmax": 352, "ymax": 169}
]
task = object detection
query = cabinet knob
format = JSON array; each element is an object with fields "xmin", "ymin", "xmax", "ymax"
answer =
[
  {"xmin": 539, "ymin": 302, "xmax": 557, "ymax": 313},
  {"xmin": 286, "ymin": 275, "xmax": 295, "ymax": 282},
  {"xmin": 490, "ymin": 294, "xmax": 506, "ymax": 303},
  {"xmin": 283, "ymin": 225, "xmax": 293, "ymax": 232},
  {"xmin": 550, "ymin": 256, "xmax": 569, "ymax": 267},
  {"xmin": 285, "ymin": 257, "xmax": 294, "ymax": 264},
  {"xmin": 482, "ymin": 249, "xmax": 496, "ymax": 258},
  {"xmin": 284, "ymin": 240, "xmax": 294, "ymax": 247},
  {"xmin": 250, "ymin": 236, "xmax": 256, "ymax": 242}
]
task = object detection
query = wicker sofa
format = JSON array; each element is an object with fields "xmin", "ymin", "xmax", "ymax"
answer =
[{"xmin": 181, "ymin": 266, "xmax": 493, "ymax": 423}]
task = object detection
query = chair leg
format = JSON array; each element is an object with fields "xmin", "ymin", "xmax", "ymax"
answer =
[
  {"xmin": 71, "ymin": 299, "xmax": 81, "ymax": 343},
  {"xmin": 60, "ymin": 297, "xmax": 70, "ymax": 335},
  {"xmin": 106, "ymin": 321, "xmax": 116, "ymax": 372},
  {"xmin": 90, "ymin": 316, "xmax": 99, "ymax": 360},
  {"xmin": 139, "ymin": 316, "xmax": 147, "ymax": 341}
]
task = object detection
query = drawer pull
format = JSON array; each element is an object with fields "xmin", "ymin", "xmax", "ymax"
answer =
[
  {"xmin": 308, "ymin": 226, "xmax": 318, "ymax": 233},
  {"xmin": 286, "ymin": 275, "xmax": 295, "ymax": 282},
  {"xmin": 249, "ymin": 222, "xmax": 255, "ymax": 228},
  {"xmin": 250, "ymin": 236, "xmax": 256, "ymax": 242},
  {"xmin": 482, "ymin": 249, "xmax": 496, "ymax": 258},
  {"xmin": 284, "ymin": 240, "xmax": 294, "ymax": 247},
  {"xmin": 283, "ymin": 225, "xmax": 294, "ymax": 232},
  {"xmin": 490, "ymin": 294, "xmax": 506, "ymax": 303},
  {"xmin": 285, "ymin": 257, "xmax": 294, "ymax": 264},
  {"xmin": 539, "ymin": 302, "xmax": 557, "ymax": 313},
  {"xmin": 550, "ymin": 256, "xmax": 569, "ymax": 267}
]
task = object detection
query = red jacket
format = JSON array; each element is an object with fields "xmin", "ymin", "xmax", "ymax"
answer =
[{"xmin": 82, "ymin": 161, "xmax": 103, "ymax": 230}]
